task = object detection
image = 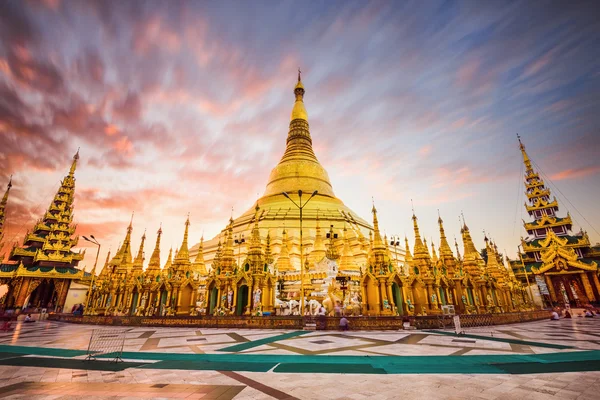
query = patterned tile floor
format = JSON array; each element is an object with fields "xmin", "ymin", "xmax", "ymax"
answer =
[{"xmin": 0, "ymin": 317, "xmax": 599, "ymax": 399}]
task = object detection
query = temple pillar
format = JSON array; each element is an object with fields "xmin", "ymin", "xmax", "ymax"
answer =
[
  {"xmin": 425, "ymin": 284, "xmax": 432, "ymax": 309},
  {"xmin": 580, "ymin": 273, "xmax": 596, "ymax": 303},
  {"xmin": 232, "ymin": 285, "xmax": 238, "ymax": 311},
  {"xmin": 15, "ymin": 278, "xmax": 30, "ymax": 308},
  {"xmin": 592, "ymin": 273, "xmax": 600, "ymax": 298},
  {"xmin": 246, "ymin": 281, "xmax": 252, "ymax": 313},
  {"xmin": 545, "ymin": 275, "xmax": 557, "ymax": 303},
  {"xmin": 386, "ymin": 283, "xmax": 395, "ymax": 311},
  {"xmin": 374, "ymin": 281, "xmax": 381, "ymax": 315},
  {"xmin": 360, "ymin": 284, "xmax": 368, "ymax": 315}
]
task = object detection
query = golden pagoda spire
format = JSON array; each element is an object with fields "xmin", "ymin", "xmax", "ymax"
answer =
[
  {"xmin": 265, "ymin": 230, "xmax": 274, "ymax": 265},
  {"xmin": 263, "ymin": 73, "xmax": 335, "ymax": 197},
  {"xmin": 326, "ymin": 224, "xmax": 339, "ymax": 260},
  {"xmin": 291, "ymin": 68, "xmax": 307, "ymax": 121},
  {"xmin": 277, "ymin": 227, "xmax": 292, "ymax": 272},
  {"xmin": 175, "ymin": 214, "xmax": 191, "ymax": 261},
  {"xmin": 461, "ymin": 214, "xmax": 484, "ymax": 276},
  {"xmin": 0, "ymin": 176, "xmax": 12, "ymax": 253},
  {"xmin": 132, "ymin": 230, "xmax": 146, "ymax": 272},
  {"xmin": 309, "ymin": 210, "xmax": 326, "ymax": 263},
  {"xmin": 17, "ymin": 149, "xmax": 84, "ymax": 267},
  {"xmin": 163, "ymin": 247, "xmax": 173, "ymax": 270},
  {"xmin": 147, "ymin": 226, "xmax": 162, "ymax": 271},
  {"xmin": 437, "ymin": 213, "xmax": 453, "ymax": 259},
  {"xmin": 98, "ymin": 249, "xmax": 112, "ymax": 279},
  {"xmin": 404, "ymin": 236, "xmax": 412, "ymax": 263},
  {"xmin": 431, "ymin": 240, "xmax": 438, "ymax": 263},
  {"xmin": 116, "ymin": 213, "xmax": 134, "ymax": 266},
  {"xmin": 454, "ymin": 237, "xmax": 462, "ymax": 261},
  {"xmin": 220, "ymin": 218, "xmax": 236, "ymax": 274},
  {"xmin": 192, "ymin": 235, "xmax": 207, "ymax": 275},
  {"xmin": 411, "ymin": 212, "xmax": 429, "ymax": 259},
  {"xmin": 517, "ymin": 134, "xmax": 534, "ymax": 175},
  {"xmin": 339, "ymin": 225, "xmax": 358, "ymax": 272},
  {"xmin": 371, "ymin": 202, "xmax": 384, "ymax": 249}
]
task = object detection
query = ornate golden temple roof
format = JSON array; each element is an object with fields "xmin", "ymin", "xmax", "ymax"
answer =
[{"xmin": 263, "ymin": 72, "xmax": 335, "ymax": 198}]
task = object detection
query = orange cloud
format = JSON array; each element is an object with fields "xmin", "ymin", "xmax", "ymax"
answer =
[
  {"xmin": 551, "ymin": 166, "xmax": 600, "ymax": 181},
  {"xmin": 419, "ymin": 145, "xmax": 432, "ymax": 157},
  {"xmin": 113, "ymin": 136, "xmax": 133, "ymax": 155},
  {"xmin": 104, "ymin": 124, "xmax": 119, "ymax": 136}
]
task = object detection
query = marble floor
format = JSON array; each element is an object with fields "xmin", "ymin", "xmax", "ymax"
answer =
[{"xmin": 0, "ymin": 317, "xmax": 599, "ymax": 399}]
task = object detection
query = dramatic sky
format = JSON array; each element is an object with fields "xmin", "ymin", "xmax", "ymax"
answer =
[{"xmin": 1, "ymin": 0, "xmax": 599, "ymax": 270}]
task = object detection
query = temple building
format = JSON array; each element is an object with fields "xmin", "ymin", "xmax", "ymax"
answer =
[
  {"xmin": 0, "ymin": 152, "xmax": 90, "ymax": 312},
  {"xmin": 0, "ymin": 73, "xmax": 522, "ymax": 318},
  {"xmin": 509, "ymin": 137, "xmax": 600, "ymax": 307},
  {"xmin": 190, "ymin": 72, "xmax": 402, "ymax": 275}
]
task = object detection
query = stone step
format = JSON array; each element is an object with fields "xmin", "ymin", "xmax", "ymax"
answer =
[{"xmin": 303, "ymin": 323, "xmax": 317, "ymax": 331}]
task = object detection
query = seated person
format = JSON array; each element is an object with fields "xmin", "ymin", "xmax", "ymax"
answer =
[
  {"xmin": 339, "ymin": 316, "xmax": 349, "ymax": 331},
  {"xmin": 550, "ymin": 311, "xmax": 560, "ymax": 320},
  {"xmin": 585, "ymin": 310, "xmax": 594, "ymax": 318},
  {"xmin": 24, "ymin": 314, "xmax": 35, "ymax": 323},
  {"xmin": 565, "ymin": 310, "xmax": 572, "ymax": 318}
]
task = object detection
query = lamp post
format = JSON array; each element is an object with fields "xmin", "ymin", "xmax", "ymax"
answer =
[
  {"xmin": 282, "ymin": 190, "xmax": 318, "ymax": 315},
  {"xmin": 235, "ymin": 234, "xmax": 245, "ymax": 269},
  {"xmin": 517, "ymin": 244, "xmax": 535, "ymax": 306},
  {"xmin": 83, "ymin": 235, "xmax": 101, "ymax": 311},
  {"xmin": 390, "ymin": 235, "xmax": 400, "ymax": 271}
]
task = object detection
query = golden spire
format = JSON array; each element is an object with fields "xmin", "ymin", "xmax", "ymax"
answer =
[
  {"xmin": 437, "ymin": 213, "xmax": 453, "ymax": 258},
  {"xmin": 147, "ymin": 226, "xmax": 162, "ymax": 271},
  {"xmin": 69, "ymin": 148, "xmax": 80, "ymax": 176},
  {"xmin": 0, "ymin": 176, "xmax": 12, "ymax": 252},
  {"xmin": 291, "ymin": 68, "xmax": 307, "ymax": 121},
  {"xmin": 120, "ymin": 213, "xmax": 134, "ymax": 265},
  {"xmin": 411, "ymin": 212, "xmax": 428, "ymax": 259},
  {"xmin": 194, "ymin": 235, "xmax": 204, "ymax": 264},
  {"xmin": 454, "ymin": 237, "xmax": 462, "ymax": 261},
  {"xmin": 517, "ymin": 134, "xmax": 534, "ymax": 174},
  {"xmin": 263, "ymin": 73, "xmax": 335, "ymax": 197},
  {"xmin": 325, "ymin": 225, "xmax": 339, "ymax": 260},
  {"xmin": 277, "ymin": 227, "xmax": 292, "ymax": 271},
  {"xmin": 1, "ymin": 175, "xmax": 11, "ymax": 206},
  {"xmin": 265, "ymin": 230, "xmax": 274, "ymax": 265},
  {"xmin": 339, "ymin": 225, "xmax": 358, "ymax": 272},
  {"xmin": 163, "ymin": 247, "xmax": 173, "ymax": 270},
  {"xmin": 431, "ymin": 240, "xmax": 438, "ymax": 263},
  {"xmin": 404, "ymin": 236, "xmax": 412, "ymax": 263},
  {"xmin": 309, "ymin": 210, "xmax": 326, "ymax": 263},
  {"xmin": 192, "ymin": 234, "xmax": 207, "ymax": 275},
  {"xmin": 371, "ymin": 202, "xmax": 384, "ymax": 249},
  {"xmin": 132, "ymin": 230, "xmax": 146, "ymax": 272},
  {"xmin": 98, "ymin": 249, "xmax": 112, "ymax": 279},
  {"xmin": 176, "ymin": 215, "xmax": 191, "ymax": 261}
]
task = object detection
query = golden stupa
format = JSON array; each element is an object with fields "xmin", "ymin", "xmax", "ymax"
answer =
[{"xmin": 191, "ymin": 73, "xmax": 382, "ymax": 271}]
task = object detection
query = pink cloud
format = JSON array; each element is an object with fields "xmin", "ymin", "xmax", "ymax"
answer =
[
  {"xmin": 112, "ymin": 136, "xmax": 133, "ymax": 155},
  {"xmin": 419, "ymin": 145, "xmax": 432, "ymax": 157},
  {"xmin": 551, "ymin": 166, "xmax": 600, "ymax": 181},
  {"xmin": 456, "ymin": 59, "xmax": 480, "ymax": 86}
]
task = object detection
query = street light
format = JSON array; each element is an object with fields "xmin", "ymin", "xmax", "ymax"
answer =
[
  {"xmin": 390, "ymin": 235, "xmax": 400, "ymax": 271},
  {"xmin": 282, "ymin": 190, "xmax": 318, "ymax": 315},
  {"xmin": 83, "ymin": 235, "xmax": 101, "ymax": 311},
  {"xmin": 517, "ymin": 244, "xmax": 535, "ymax": 306},
  {"xmin": 235, "ymin": 234, "xmax": 245, "ymax": 270}
]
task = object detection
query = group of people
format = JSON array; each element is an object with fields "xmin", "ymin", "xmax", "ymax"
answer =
[
  {"xmin": 315, "ymin": 304, "xmax": 349, "ymax": 331},
  {"xmin": 551, "ymin": 307, "xmax": 596, "ymax": 320}
]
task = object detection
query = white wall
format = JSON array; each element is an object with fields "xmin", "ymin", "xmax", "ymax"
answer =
[{"xmin": 63, "ymin": 282, "xmax": 89, "ymax": 313}]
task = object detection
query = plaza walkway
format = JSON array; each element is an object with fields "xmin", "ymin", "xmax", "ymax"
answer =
[{"xmin": 0, "ymin": 317, "xmax": 599, "ymax": 399}]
